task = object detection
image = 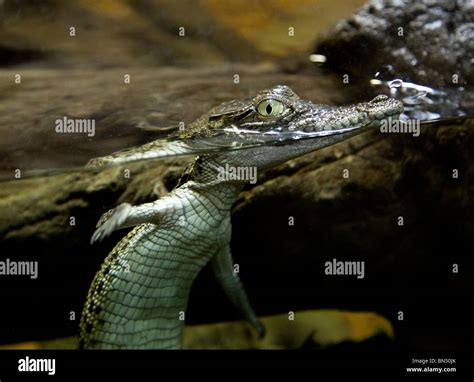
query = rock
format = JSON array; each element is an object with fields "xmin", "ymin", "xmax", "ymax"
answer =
[{"xmin": 314, "ymin": 0, "xmax": 474, "ymax": 88}]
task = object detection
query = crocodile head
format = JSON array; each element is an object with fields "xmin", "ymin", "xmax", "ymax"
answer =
[
  {"xmin": 195, "ymin": 85, "xmax": 403, "ymax": 172},
  {"xmin": 185, "ymin": 85, "xmax": 402, "ymax": 138},
  {"xmin": 86, "ymin": 85, "xmax": 403, "ymax": 171}
]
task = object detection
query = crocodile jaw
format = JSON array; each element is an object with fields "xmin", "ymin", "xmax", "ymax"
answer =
[{"xmin": 206, "ymin": 95, "xmax": 403, "ymax": 173}]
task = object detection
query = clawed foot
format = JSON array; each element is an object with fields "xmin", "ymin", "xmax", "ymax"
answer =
[
  {"xmin": 253, "ymin": 319, "xmax": 266, "ymax": 339},
  {"xmin": 90, "ymin": 203, "xmax": 132, "ymax": 244}
]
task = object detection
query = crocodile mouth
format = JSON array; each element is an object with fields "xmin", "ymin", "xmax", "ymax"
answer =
[
  {"xmin": 155, "ymin": 97, "xmax": 404, "ymax": 159},
  {"xmin": 219, "ymin": 99, "xmax": 403, "ymax": 143},
  {"xmin": 286, "ymin": 97, "xmax": 404, "ymax": 140}
]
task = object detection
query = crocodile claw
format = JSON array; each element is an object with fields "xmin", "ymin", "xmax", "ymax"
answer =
[
  {"xmin": 90, "ymin": 203, "xmax": 132, "ymax": 244},
  {"xmin": 252, "ymin": 319, "xmax": 266, "ymax": 339}
]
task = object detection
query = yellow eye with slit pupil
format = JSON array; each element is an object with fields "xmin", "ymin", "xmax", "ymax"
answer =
[{"xmin": 257, "ymin": 99, "xmax": 284, "ymax": 117}]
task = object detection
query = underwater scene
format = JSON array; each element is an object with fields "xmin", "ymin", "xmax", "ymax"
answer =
[{"xmin": 0, "ymin": 0, "xmax": 472, "ymax": 376}]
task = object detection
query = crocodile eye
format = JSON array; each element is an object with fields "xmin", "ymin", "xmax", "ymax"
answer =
[{"xmin": 257, "ymin": 99, "xmax": 284, "ymax": 117}]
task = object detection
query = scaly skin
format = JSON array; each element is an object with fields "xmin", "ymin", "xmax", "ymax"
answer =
[{"xmin": 79, "ymin": 85, "xmax": 403, "ymax": 349}]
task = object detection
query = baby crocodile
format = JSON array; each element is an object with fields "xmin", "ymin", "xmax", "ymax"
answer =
[{"xmin": 79, "ymin": 85, "xmax": 403, "ymax": 349}]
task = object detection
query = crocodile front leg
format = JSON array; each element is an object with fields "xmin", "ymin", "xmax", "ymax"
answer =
[
  {"xmin": 79, "ymin": 182, "xmax": 257, "ymax": 349},
  {"xmin": 89, "ymin": 201, "xmax": 169, "ymax": 244},
  {"xmin": 79, "ymin": 187, "xmax": 220, "ymax": 348}
]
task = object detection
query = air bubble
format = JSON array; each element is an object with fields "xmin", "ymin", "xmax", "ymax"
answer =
[{"xmin": 389, "ymin": 79, "xmax": 404, "ymax": 88}]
